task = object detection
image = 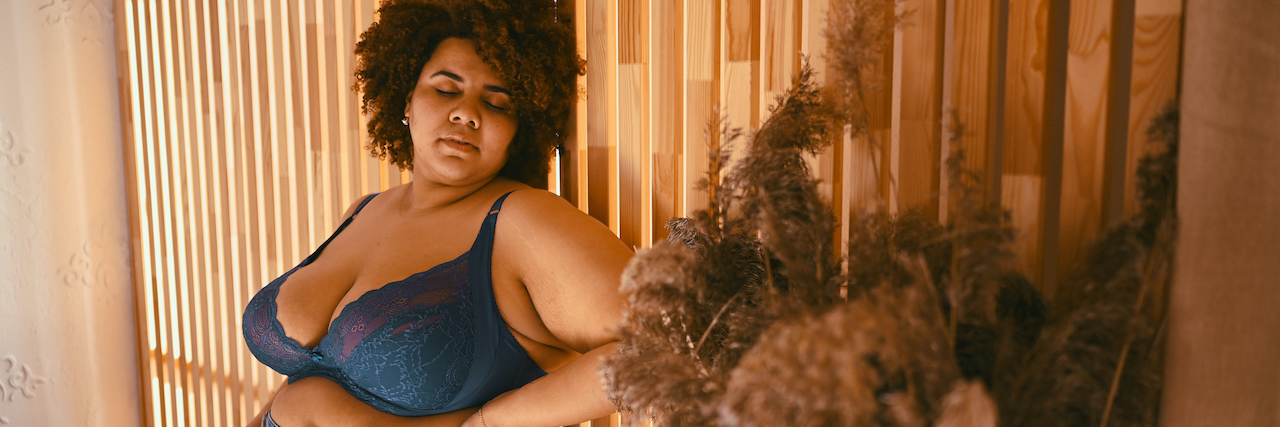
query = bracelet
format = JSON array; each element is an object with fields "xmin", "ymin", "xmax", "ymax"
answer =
[{"xmin": 478, "ymin": 406, "xmax": 487, "ymax": 427}]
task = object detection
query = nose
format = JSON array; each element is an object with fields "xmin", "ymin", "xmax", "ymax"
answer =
[{"xmin": 450, "ymin": 101, "xmax": 480, "ymax": 130}]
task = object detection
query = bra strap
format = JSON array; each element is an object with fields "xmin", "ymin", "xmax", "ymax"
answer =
[
  {"xmin": 304, "ymin": 193, "xmax": 379, "ymax": 263},
  {"xmin": 485, "ymin": 191, "xmax": 516, "ymax": 216}
]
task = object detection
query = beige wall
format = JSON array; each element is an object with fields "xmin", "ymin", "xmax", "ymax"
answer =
[
  {"xmin": 0, "ymin": 0, "xmax": 141, "ymax": 425},
  {"xmin": 1161, "ymin": 0, "xmax": 1280, "ymax": 425}
]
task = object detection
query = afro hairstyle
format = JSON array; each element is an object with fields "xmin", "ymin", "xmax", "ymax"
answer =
[{"xmin": 353, "ymin": 0, "xmax": 584, "ymax": 189}]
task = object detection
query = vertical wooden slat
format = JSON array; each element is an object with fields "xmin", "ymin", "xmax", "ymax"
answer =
[
  {"xmin": 561, "ymin": 0, "xmax": 588, "ymax": 211},
  {"xmin": 1123, "ymin": 0, "xmax": 1181, "ymax": 218},
  {"xmin": 1057, "ymin": 0, "xmax": 1115, "ymax": 284},
  {"xmin": 588, "ymin": 0, "xmax": 620, "ymax": 231},
  {"xmin": 758, "ymin": 0, "xmax": 799, "ymax": 122},
  {"xmin": 337, "ymin": 0, "xmax": 357, "ymax": 210},
  {"xmin": 1126, "ymin": 0, "xmax": 1181, "ymax": 323},
  {"xmin": 201, "ymin": 2, "xmax": 231, "ymax": 424},
  {"xmin": 312, "ymin": 0, "xmax": 335, "ymax": 237},
  {"xmin": 684, "ymin": 0, "xmax": 718, "ymax": 216},
  {"xmin": 722, "ymin": 0, "xmax": 759, "ymax": 133},
  {"xmin": 800, "ymin": 0, "xmax": 842, "ymax": 253},
  {"xmin": 1000, "ymin": 0, "xmax": 1046, "ymax": 287},
  {"xmin": 1038, "ymin": 0, "xmax": 1070, "ymax": 297},
  {"xmin": 946, "ymin": 0, "xmax": 1000, "ymax": 200},
  {"xmin": 867, "ymin": 7, "xmax": 895, "ymax": 208},
  {"xmin": 152, "ymin": 0, "xmax": 184, "ymax": 422},
  {"xmin": 161, "ymin": 0, "xmax": 196, "ymax": 423},
  {"xmin": 220, "ymin": 0, "xmax": 246, "ymax": 422},
  {"xmin": 296, "ymin": 0, "xmax": 313, "ymax": 251},
  {"xmin": 177, "ymin": 1, "xmax": 211, "ymax": 423},
  {"xmin": 120, "ymin": 3, "xmax": 160, "ymax": 425},
  {"xmin": 894, "ymin": 0, "xmax": 946, "ymax": 217},
  {"xmin": 1100, "ymin": 0, "xmax": 1134, "ymax": 228},
  {"xmin": 194, "ymin": 3, "xmax": 223, "ymax": 424},
  {"xmin": 650, "ymin": 0, "xmax": 683, "ymax": 242},
  {"xmin": 619, "ymin": 0, "xmax": 650, "ymax": 248},
  {"xmin": 240, "ymin": 11, "xmax": 260, "ymax": 420}
]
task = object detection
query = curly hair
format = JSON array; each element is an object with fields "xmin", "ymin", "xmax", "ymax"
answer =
[{"xmin": 354, "ymin": 0, "xmax": 583, "ymax": 189}]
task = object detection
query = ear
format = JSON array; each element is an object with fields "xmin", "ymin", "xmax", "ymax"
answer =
[{"xmin": 403, "ymin": 90, "xmax": 414, "ymax": 118}]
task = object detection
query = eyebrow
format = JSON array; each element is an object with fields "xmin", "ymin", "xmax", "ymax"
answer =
[{"xmin": 431, "ymin": 70, "xmax": 512, "ymax": 96}]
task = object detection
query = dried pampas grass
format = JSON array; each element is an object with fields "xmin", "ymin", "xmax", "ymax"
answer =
[
  {"xmin": 996, "ymin": 106, "xmax": 1177, "ymax": 427},
  {"xmin": 604, "ymin": 4, "xmax": 1177, "ymax": 422},
  {"xmin": 718, "ymin": 260, "xmax": 957, "ymax": 427},
  {"xmin": 603, "ymin": 61, "xmax": 840, "ymax": 426},
  {"xmin": 824, "ymin": 0, "xmax": 899, "ymax": 135}
]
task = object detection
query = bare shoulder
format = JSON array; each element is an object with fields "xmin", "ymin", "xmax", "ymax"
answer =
[
  {"xmin": 496, "ymin": 187, "xmax": 585, "ymax": 221},
  {"xmin": 339, "ymin": 191, "xmax": 381, "ymax": 222},
  {"xmin": 494, "ymin": 188, "xmax": 632, "ymax": 352}
]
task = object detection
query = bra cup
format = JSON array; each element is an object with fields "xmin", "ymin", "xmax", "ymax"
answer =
[
  {"xmin": 242, "ymin": 191, "xmax": 547, "ymax": 416},
  {"xmin": 330, "ymin": 257, "xmax": 476, "ymax": 411}
]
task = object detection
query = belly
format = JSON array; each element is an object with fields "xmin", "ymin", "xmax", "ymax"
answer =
[{"xmin": 269, "ymin": 377, "xmax": 474, "ymax": 427}]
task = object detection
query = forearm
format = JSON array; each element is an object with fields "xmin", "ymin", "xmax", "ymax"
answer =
[{"xmin": 471, "ymin": 341, "xmax": 620, "ymax": 427}]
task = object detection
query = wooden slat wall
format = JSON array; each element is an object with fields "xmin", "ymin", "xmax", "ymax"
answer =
[
  {"xmin": 116, "ymin": 0, "xmax": 1184, "ymax": 425},
  {"xmin": 116, "ymin": 0, "xmax": 399, "ymax": 425},
  {"xmin": 573, "ymin": 0, "xmax": 1183, "ymax": 293}
]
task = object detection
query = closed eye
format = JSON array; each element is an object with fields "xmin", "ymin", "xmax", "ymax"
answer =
[{"xmin": 436, "ymin": 89, "xmax": 459, "ymax": 96}]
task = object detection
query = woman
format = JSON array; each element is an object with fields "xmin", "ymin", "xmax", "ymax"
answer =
[{"xmin": 241, "ymin": 1, "xmax": 631, "ymax": 426}]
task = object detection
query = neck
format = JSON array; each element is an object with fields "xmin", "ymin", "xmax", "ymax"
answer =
[{"xmin": 399, "ymin": 176, "xmax": 497, "ymax": 216}]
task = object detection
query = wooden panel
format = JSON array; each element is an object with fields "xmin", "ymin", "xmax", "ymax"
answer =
[
  {"xmin": 651, "ymin": 0, "xmax": 683, "ymax": 243},
  {"xmin": 798, "ymin": 0, "xmax": 843, "ymax": 253},
  {"xmin": 894, "ymin": 0, "xmax": 945, "ymax": 217},
  {"xmin": 562, "ymin": 0, "xmax": 587, "ymax": 211},
  {"xmin": 940, "ymin": 0, "xmax": 1007, "ymax": 221},
  {"xmin": 619, "ymin": 0, "xmax": 650, "ymax": 248},
  {"xmin": 1038, "ymin": 0, "xmax": 1070, "ymax": 297},
  {"xmin": 947, "ymin": 0, "xmax": 998, "ymax": 186},
  {"xmin": 1125, "ymin": 0, "xmax": 1180, "ymax": 323},
  {"xmin": 1000, "ymin": 0, "xmax": 1047, "ymax": 289},
  {"xmin": 721, "ymin": 0, "xmax": 759, "ymax": 132},
  {"xmin": 869, "ymin": 17, "xmax": 895, "ymax": 207},
  {"xmin": 1100, "ymin": 0, "xmax": 1135, "ymax": 228},
  {"xmin": 684, "ymin": 0, "xmax": 718, "ymax": 216},
  {"xmin": 1123, "ymin": 0, "xmax": 1181, "ymax": 217},
  {"xmin": 121, "ymin": 0, "xmax": 398, "ymax": 424},
  {"xmin": 1058, "ymin": 0, "xmax": 1114, "ymax": 283},
  {"xmin": 588, "ymin": 0, "xmax": 620, "ymax": 231},
  {"xmin": 758, "ymin": 0, "xmax": 800, "ymax": 123}
]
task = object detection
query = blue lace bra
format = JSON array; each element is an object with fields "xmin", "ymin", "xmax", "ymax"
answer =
[{"xmin": 242, "ymin": 192, "xmax": 546, "ymax": 416}]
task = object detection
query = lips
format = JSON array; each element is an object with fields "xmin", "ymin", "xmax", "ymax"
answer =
[{"xmin": 439, "ymin": 135, "xmax": 476, "ymax": 152}]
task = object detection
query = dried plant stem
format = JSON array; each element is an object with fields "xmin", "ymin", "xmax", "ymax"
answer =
[
  {"xmin": 695, "ymin": 291, "xmax": 744, "ymax": 354},
  {"xmin": 1099, "ymin": 329, "xmax": 1135, "ymax": 427},
  {"xmin": 1099, "ymin": 217, "xmax": 1174, "ymax": 427}
]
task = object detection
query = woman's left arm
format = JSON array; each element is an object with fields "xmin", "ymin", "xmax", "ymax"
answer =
[{"xmin": 463, "ymin": 189, "xmax": 634, "ymax": 427}]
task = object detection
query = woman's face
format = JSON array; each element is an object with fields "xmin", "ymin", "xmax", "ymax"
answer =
[{"xmin": 405, "ymin": 38, "xmax": 518, "ymax": 187}]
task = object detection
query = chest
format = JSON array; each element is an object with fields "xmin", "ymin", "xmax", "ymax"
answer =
[{"xmin": 273, "ymin": 213, "xmax": 486, "ymax": 348}]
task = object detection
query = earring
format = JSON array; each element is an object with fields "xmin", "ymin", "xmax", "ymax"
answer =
[{"xmin": 402, "ymin": 117, "xmax": 409, "ymax": 126}]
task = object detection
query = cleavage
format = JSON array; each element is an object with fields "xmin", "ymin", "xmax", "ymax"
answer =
[{"xmin": 274, "ymin": 229, "xmax": 479, "ymax": 349}]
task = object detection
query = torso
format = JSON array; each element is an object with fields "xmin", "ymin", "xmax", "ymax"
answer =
[{"xmin": 265, "ymin": 180, "xmax": 578, "ymax": 426}]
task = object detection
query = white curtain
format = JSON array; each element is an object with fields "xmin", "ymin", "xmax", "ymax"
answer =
[{"xmin": 0, "ymin": 0, "xmax": 140, "ymax": 426}]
